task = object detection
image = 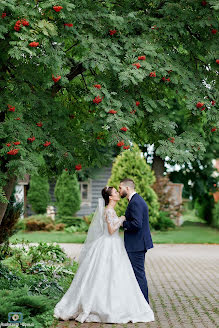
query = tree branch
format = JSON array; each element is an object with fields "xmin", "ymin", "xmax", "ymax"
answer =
[
  {"xmin": 51, "ymin": 62, "xmax": 86, "ymax": 97},
  {"xmin": 185, "ymin": 24, "xmax": 202, "ymax": 41},
  {"xmin": 66, "ymin": 42, "xmax": 79, "ymax": 52}
]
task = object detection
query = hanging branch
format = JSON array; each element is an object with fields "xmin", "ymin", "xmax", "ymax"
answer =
[
  {"xmin": 81, "ymin": 72, "xmax": 88, "ymax": 91},
  {"xmin": 66, "ymin": 42, "xmax": 79, "ymax": 52}
]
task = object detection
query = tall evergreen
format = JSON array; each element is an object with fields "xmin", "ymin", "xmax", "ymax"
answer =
[
  {"xmin": 27, "ymin": 174, "xmax": 50, "ymax": 214},
  {"xmin": 54, "ymin": 170, "xmax": 81, "ymax": 217}
]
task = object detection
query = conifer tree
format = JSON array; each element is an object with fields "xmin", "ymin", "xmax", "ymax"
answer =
[
  {"xmin": 54, "ymin": 170, "xmax": 81, "ymax": 217},
  {"xmin": 27, "ymin": 174, "xmax": 50, "ymax": 214}
]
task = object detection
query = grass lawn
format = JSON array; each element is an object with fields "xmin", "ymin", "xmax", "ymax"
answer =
[
  {"xmin": 10, "ymin": 231, "xmax": 87, "ymax": 244},
  {"xmin": 10, "ymin": 221, "xmax": 219, "ymax": 244},
  {"xmin": 151, "ymin": 221, "xmax": 219, "ymax": 244}
]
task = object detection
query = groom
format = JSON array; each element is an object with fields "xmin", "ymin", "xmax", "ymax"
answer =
[{"xmin": 119, "ymin": 178, "xmax": 153, "ymax": 304}]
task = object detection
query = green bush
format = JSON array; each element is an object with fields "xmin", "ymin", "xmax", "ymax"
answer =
[
  {"xmin": 0, "ymin": 241, "xmax": 80, "ymax": 326},
  {"xmin": 54, "ymin": 170, "xmax": 81, "ymax": 216},
  {"xmin": 54, "ymin": 223, "xmax": 66, "ymax": 231},
  {"xmin": 84, "ymin": 212, "xmax": 94, "ymax": 225},
  {"xmin": 56, "ymin": 216, "xmax": 89, "ymax": 232},
  {"xmin": 108, "ymin": 144, "xmax": 160, "ymax": 227},
  {"xmin": 15, "ymin": 215, "xmax": 55, "ymax": 232},
  {"xmin": 64, "ymin": 221, "xmax": 89, "ymax": 233},
  {"xmin": 153, "ymin": 211, "xmax": 176, "ymax": 231},
  {"xmin": 194, "ymin": 195, "xmax": 214, "ymax": 224},
  {"xmin": 27, "ymin": 174, "xmax": 51, "ymax": 214},
  {"xmin": 55, "ymin": 216, "xmax": 85, "ymax": 227},
  {"xmin": 0, "ymin": 286, "xmax": 52, "ymax": 325},
  {"xmin": 212, "ymin": 202, "xmax": 219, "ymax": 229}
]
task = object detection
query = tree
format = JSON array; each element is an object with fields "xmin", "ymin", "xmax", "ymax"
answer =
[
  {"xmin": 0, "ymin": 0, "xmax": 218, "ymax": 224},
  {"xmin": 54, "ymin": 170, "xmax": 81, "ymax": 217},
  {"xmin": 169, "ymin": 137, "xmax": 219, "ymax": 224},
  {"xmin": 27, "ymin": 174, "xmax": 50, "ymax": 214},
  {"xmin": 108, "ymin": 144, "xmax": 160, "ymax": 227}
]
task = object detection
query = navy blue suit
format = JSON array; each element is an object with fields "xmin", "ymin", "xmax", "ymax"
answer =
[{"xmin": 122, "ymin": 193, "xmax": 153, "ymax": 304}]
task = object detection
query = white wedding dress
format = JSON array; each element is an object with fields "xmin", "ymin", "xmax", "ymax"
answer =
[{"xmin": 53, "ymin": 207, "xmax": 154, "ymax": 323}]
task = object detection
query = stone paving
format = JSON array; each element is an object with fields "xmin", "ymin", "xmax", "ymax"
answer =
[{"xmin": 50, "ymin": 244, "xmax": 219, "ymax": 328}]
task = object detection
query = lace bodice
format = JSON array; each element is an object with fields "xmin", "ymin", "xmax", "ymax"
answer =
[{"xmin": 104, "ymin": 207, "xmax": 124, "ymax": 235}]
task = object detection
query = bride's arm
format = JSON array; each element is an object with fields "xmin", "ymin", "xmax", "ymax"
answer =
[{"xmin": 105, "ymin": 210, "xmax": 125, "ymax": 235}]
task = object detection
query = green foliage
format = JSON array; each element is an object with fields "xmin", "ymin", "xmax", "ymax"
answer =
[
  {"xmin": 0, "ymin": 186, "xmax": 8, "ymax": 204},
  {"xmin": 194, "ymin": 194, "xmax": 215, "ymax": 224},
  {"xmin": 108, "ymin": 144, "xmax": 160, "ymax": 227},
  {"xmin": 0, "ymin": 286, "xmax": 51, "ymax": 325},
  {"xmin": 153, "ymin": 211, "xmax": 176, "ymax": 231},
  {"xmin": 212, "ymin": 201, "xmax": 219, "ymax": 228},
  {"xmin": 0, "ymin": 237, "xmax": 80, "ymax": 327},
  {"xmin": 0, "ymin": 0, "xmax": 218, "ymax": 189},
  {"xmin": 56, "ymin": 215, "xmax": 85, "ymax": 226},
  {"xmin": 8, "ymin": 241, "xmax": 67, "ymax": 273},
  {"xmin": 64, "ymin": 221, "xmax": 89, "ymax": 233},
  {"xmin": 55, "ymin": 215, "xmax": 89, "ymax": 232},
  {"xmin": 169, "ymin": 131, "xmax": 219, "ymax": 222},
  {"xmin": 0, "ymin": 188, "xmax": 23, "ymax": 243},
  {"xmin": 55, "ymin": 170, "xmax": 81, "ymax": 216},
  {"xmin": 15, "ymin": 214, "xmax": 55, "ymax": 231},
  {"xmin": 27, "ymin": 174, "xmax": 50, "ymax": 214}
]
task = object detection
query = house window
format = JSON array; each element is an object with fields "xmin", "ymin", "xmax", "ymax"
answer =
[{"xmin": 79, "ymin": 180, "xmax": 91, "ymax": 206}]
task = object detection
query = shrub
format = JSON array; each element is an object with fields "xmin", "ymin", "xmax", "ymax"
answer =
[
  {"xmin": 193, "ymin": 194, "xmax": 214, "ymax": 224},
  {"xmin": 26, "ymin": 242, "xmax": 67, "ymax": 264},
  {"xmin": 27, "ymin": 174, "xmax": 51, "ymax": 214},
  {"xmin": 55, "ymin": 216, "xmax": 85, "ymax": 227},
  {"xmin": 26, "ymin": 220, "xmax": 47, "ymax": 231},
  {"xmin": 9, "ymin": 241, "xmax": 68, "ymax": 273},
  {"xmin": 153, "ymin": 211, "xmax": 176, "ymax": 231},
  {"xmin": 0, "ymin": 240, "xmax": 79, "ymax": 328},
  {"xmin": 54, "ymin": 170, "xmax": 81, "ymax": 216},
  {"xmin": 55, "ymin": 223, "xmax": 66, "ymax": 231},
  {"xmin": 16, "ymin": 215, "xmax": 55, "ymax": 231},
  {"xmin": 0, "ymin": 240, "xmax": 13, "ymax": 261},
  {"xmin": 44, "ymin": 223, "xmax": 55, "ymax": 231},
  {"xmin": 212, "ymin": 202, "xmax": 219, "ymax": 229},
  {"xmin": 0, "ymin": 286, "xmax": 51, "ymax": 324},
  {"xmin": 83, "ymin": 213, "xmax": 94, "ymax": 225},
  {"xmin": 14, "ymin": 218, "xmax": 26, "ymax": 231},
  {"xmin": 108, "ymin": 144, "xmax": 160, "ymax": 227},
  {"xmin": 56, "ymin": 216, "xmax": 89, "ymax": 232}
]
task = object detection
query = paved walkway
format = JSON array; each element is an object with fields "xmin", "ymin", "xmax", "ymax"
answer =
[{"xmin": 50, "ymin": 243, "xmax": 219, "ymax": 328}]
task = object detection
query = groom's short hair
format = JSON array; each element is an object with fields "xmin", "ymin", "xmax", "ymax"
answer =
[{"xmin": 120, "ymin": 178, "xmax": 135, "ymax": 189}]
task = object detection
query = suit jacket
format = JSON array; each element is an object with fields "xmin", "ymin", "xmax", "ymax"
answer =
[{"xmin": 122, "ymin": 193, "xmax": 154, "ymax": 252}]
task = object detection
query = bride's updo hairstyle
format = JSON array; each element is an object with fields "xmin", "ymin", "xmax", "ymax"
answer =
[{"xmin": 101, "ymin": 186, "xmax": 113, "ymax": 206}]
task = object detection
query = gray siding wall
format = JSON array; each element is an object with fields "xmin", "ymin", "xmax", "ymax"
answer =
[{"xmin": 76, "ymin": 166, "xmax": 112, "ymax": 217}]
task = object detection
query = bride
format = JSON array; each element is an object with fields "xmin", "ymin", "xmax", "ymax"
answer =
[{"xmin": 53, "ymin": 186, "xmax": 154, "ymax": 323}]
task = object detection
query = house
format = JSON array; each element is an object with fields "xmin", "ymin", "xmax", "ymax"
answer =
[{"xmin": 17, "ymin": 166, "xmax": 113, "ymax": 218}]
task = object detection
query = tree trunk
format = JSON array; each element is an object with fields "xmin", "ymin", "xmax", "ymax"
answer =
[
  {"xmin": 0, "ymin": 174, "xmax": 17, "ymax": 225},
  {"xmin": 152, "ymin": 155, "xmax": 165, "ymax": 178}
]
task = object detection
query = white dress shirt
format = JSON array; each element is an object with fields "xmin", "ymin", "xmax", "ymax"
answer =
[
  {"xmin": 128, "ymin": 191, "xmax": 137, "ymax": 202},
  {"xmin": 123, "ymin": 192, "xmax": 137, "ymax": 230}
]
